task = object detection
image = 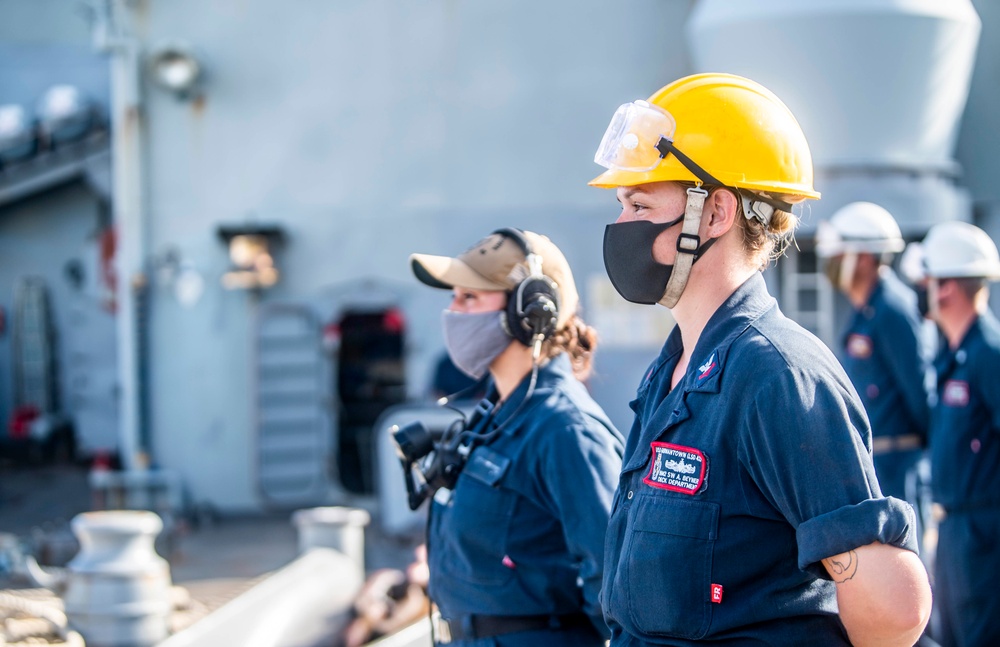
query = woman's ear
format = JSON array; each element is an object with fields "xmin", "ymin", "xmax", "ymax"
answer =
[{"xmin": 704, "ymin": 188, "xmax": 739, "ymax": 237}]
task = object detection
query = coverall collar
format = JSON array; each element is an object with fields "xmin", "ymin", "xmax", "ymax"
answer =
[
  {"xmin": 643, "ymin": 272, "xmax": 776, "ymax": 397},
  {"xmin": 686, "ymin": 272, "xmax": 777, "ymax": 383}
]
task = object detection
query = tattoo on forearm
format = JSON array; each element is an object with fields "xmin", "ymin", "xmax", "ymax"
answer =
[{"xmin": 823, "ymin": 550, "xmax": 858, "ymax": 584}]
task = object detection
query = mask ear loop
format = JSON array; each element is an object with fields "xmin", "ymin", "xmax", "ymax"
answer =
[{"xmin": 659, "ymin": 185, "xmax": 708, "ymax": 308}]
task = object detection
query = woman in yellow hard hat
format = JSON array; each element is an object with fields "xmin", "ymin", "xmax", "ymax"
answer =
[{"xmin": 590, "ymin": 73, "xmax": 931, "ymax": 646}]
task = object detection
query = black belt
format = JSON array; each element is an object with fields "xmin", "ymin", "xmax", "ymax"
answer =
[{"xmin": 434, "ymin": 612, "xmax": 592, "ymax": 643}]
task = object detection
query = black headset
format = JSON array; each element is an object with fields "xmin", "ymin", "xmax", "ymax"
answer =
[{"xmin": 492, "ymin": 228, "xmax": 561, "ymax": 347}]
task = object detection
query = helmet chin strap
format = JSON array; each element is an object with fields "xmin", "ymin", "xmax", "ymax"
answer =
[{"xmin": 659, "ymin": 185, "xmax": 708, "ymax": 308}]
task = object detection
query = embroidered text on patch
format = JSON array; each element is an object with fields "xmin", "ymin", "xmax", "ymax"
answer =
[
  {"xmin": 846, "ymin": 334, "xmax": 873, "ymax": 359},
  {"xmin": 644, "ymin": 442, "xmax": 707, "ymax": 494}
]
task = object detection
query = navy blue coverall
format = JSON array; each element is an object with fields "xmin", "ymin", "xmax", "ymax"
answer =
[
  {"xmin": 427, "ymin": 353, "xmax": 624, "ymax": 646},
  {"xmin": 839, "ymin": 269, "xmax": 932, "ymax": 503},
  {"xmin": 602, "ymin": 274, "xmax": 918, "ymax": 645},
  {"xmin": 930, "ymin": 310, "xmax": 1000, "ymax": 647}
]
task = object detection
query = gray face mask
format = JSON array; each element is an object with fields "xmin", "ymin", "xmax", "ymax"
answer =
[{"xmin": 442, "ymin": 310, "xmax": 513, "ymax": 380}]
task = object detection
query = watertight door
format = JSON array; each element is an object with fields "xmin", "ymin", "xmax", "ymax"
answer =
[
  {"xmin": 255, "ymin": 303, "xmax": 332, "ymax": 506},
  {"xmin": 12, "ymin": 276, "xmax": 58, "ymax": 413}
]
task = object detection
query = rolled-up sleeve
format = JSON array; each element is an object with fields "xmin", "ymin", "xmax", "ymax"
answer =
[
  {"xmin": 741, "ymin": 364, "xmax": 916, "ymax": 579},
  {"xmin": 797, "ymin": 497, "xmax": 917, "ymax": 574}
]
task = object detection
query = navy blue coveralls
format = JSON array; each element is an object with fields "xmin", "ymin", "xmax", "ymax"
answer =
[
  {"xmin": 602, "ymin": 274, "xmax": 918, "ymax": 645},
  {"xmin": 838, "ymin": 269, "xmax": 932, "ymax": 504},
  {"xmin": 930, "ymin": 310, "xmax": 1000, "ymax": 647},
  {"xmin": 428, "ymin": 353, "xmax": 624, "ymax": 646}
]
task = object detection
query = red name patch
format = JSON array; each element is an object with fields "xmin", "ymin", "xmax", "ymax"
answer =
[
  {"xmin": 943, "ymin": 380, "xmax": 970, "ymax": 407},
  {"xmin": 711, "ymin": 584, "xmax": 724, "ymax": 603},
  {"xmin": 643, "ymin": 442, "xmax": 707, "ymax": 495},
  {"xmin": 846, "ymin": 334, "xmax": 873, "ymax": 359}
]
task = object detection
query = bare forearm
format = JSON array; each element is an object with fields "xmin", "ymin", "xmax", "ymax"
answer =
[{"xmin": 822, "ymin": 542, "xmax": 931, "ymax": 647}]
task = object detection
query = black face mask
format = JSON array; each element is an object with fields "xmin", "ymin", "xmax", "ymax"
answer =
[
  {"xmin": 915, "ymin": 284, "xmax": 930, "ymax": 319},
  {"xmin": 603, "ymin": 216, "xmax": 716, "ymax": 305}
]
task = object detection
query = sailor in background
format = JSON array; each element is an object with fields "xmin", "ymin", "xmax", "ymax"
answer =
[
  {"xmin": 816, "ymin": 201, "xmax": 934, "ymax": 551},
  {"xmin": 909, "ymin": 221, "xmax": 1000, "ymax": 647}
]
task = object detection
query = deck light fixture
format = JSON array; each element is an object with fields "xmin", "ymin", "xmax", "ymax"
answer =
[{"xmin": 148, "ymin": 45, "xmax": 203, "ymax": 99}]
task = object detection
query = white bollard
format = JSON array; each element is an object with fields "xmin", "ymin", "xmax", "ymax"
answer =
[
  {"xmin": 62, "ymin": 510, "xmax": 171, "ymax": 647},
  {"xmin": 292, "ymin": 507, "xmax": 371, "ymax": 573}
]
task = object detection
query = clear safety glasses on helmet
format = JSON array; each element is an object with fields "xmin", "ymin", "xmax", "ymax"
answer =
[
  {"xmin": 594, "ymin": 99, "xmax": 723, "ymax": 189},
  {"xmin": 594, "ymin": 100, "xmax": 677, "ymax": 173}
]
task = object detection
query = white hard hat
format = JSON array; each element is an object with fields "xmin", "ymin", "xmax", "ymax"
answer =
[
  {"xmin": 815, "ymin": 201, "xmax": 905, "ymax": 257},
  {"xmin": 918, "ymin": 221, "xmax": 1000, "ymax": 280}
]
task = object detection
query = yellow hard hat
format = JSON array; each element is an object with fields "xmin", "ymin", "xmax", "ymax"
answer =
[{"xmin": 590, "ymin": 73, "xmax": 820, "ymax": 201}]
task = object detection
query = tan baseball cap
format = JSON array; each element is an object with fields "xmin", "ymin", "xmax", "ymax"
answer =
[{"xmin": 410, "ymin": 229, "xmax": 579, "ymax": 328}]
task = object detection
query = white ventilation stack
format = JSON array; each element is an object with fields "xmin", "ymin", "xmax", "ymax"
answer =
[{"xmin": 686, "ymin": 0, "xmax": 981, "ymax": 235}]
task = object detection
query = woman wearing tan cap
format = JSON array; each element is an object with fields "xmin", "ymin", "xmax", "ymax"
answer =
[{"xmin": 407, "ymin": 227, "xmax": 623, "ymax": 646}]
